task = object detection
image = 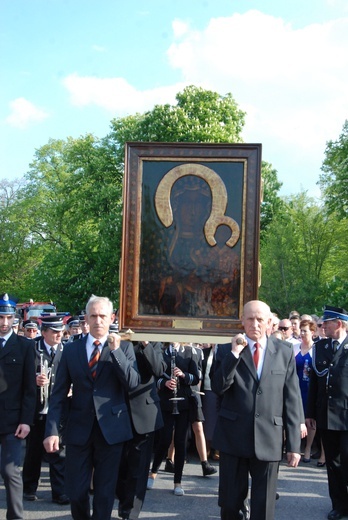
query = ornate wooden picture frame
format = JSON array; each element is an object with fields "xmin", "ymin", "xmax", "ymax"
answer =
[{"xmin": 119, "ymin": 142, "xmax": 262, "ymax": 341}]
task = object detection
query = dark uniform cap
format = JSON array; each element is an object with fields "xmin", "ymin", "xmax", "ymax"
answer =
[
  {"xmin": 322, "ymin": 305, "xmax": 348, "ymax": 322},
  {"xmin": 40, "ymin": 314, "xmax": 64, "ymax": 331},
  {"xmin": 67, "ymin": 316, "xmax": 80, "ymax": 328},
  {"xmin": 23, "ymin": 319, "xmax": 38, "ymax": 329},
  {"xmin": 0, "ymin": 293, "xmax": 18, "ymax": 315},
  {"xmin": 78, "ymin": 312, "xmax": 86, "ymax": 323}
]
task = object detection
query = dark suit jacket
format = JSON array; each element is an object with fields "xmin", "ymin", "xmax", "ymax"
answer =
[
  {"xmin": 212, "ymin": 337, "xmax": 302, "ymax": 461},
  {"xmin": 34, "ymin": 338, "xmax": 64, "ymax": 416},
  {"xmin": 307, "ymin": 334, "xmax": 348, "ymax": 430},
  {"xmin": 45, "ymin": 336, "xmax": 140, "ymax": 445},
  {"xmin": 157, "ymin": 344, "xmax": 200, "ymax": 413},
  {"xmin": 127, "ymin": 341, "xmax": 166, "ymax": 435},
  {"xmin": 0, "ymin": 332, "xmax": 37, "ymax": 434}
]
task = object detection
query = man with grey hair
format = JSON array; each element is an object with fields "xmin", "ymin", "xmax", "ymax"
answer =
[
  {"xmin": 44, "ymin": 295, "xmax": 140, "ymax": 520},
  {"xmin": 212, "ymin": 300, "xmax": 302, "ymax": 520}
]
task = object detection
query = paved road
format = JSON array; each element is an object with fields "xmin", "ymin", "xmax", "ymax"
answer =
[{"xmin": 0, "ymin": 451, "xmax": 346, "ymax": 519}]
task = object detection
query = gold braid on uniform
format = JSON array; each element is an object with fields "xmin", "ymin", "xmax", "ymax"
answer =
[{"xmin": 311, "ymin": 342, "xmax": 330, "ymax": 377}]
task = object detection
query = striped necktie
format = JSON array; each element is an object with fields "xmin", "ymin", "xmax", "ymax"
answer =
[{"xmin": 89, "ymin": 340, "xmax": 101, "ymax": 379}]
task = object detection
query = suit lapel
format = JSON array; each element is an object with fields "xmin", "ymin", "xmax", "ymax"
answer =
[
  {"xmin": 0, "ymin": 332, "xmax": 17, "ymax": 360},
  {"xmin": 76, "ymin": 336, "xmax": 91, "ymax": 379},
  {"xmin": 335, "ymin": 334, "xmax": 348, "ymax": 360},
  {"xmin": 240, "ymin": 346, "xmax": 258, "ymax": 381},
  {"xmin": 259, "ymin": 338, "xmax": 275, "ymax": 382},
  {"xmin": 52, "ymin": 342, "xmax": 64, "ymax": 365}
]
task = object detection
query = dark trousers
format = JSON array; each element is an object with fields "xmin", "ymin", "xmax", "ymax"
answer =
[
  {"xmin": 65, "ymin": 420, "xmax": 123, "ymax": 520},
  {"xmin": 151, "ymin": 409, "xmax": 189, "ymax": 484},
  {"xmin": 219, "ymin": 451, "xmax": 279, "ymax": 520},
  {"xmin": 22, "ymin": 415, "xmax": 66, "ymax": 498},
  {"xmin": 0, "ymin": 433, "xmax": 24, "ymax": 520},
  {"xmin": 321, "ymin": 429, "xmax": 348, "ymax": 512},
  {"xmin": 116, "ymin": 431, "xmax": 155, "ymax": 519}
]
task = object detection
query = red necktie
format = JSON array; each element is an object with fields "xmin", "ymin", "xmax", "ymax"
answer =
[
  {"xmin": 253, "ymin": 343, "xmax": 260, "ymax": 370},
  {"xmin": 89, "ymin": 340, "xmax": 101, "ymax": 379}
]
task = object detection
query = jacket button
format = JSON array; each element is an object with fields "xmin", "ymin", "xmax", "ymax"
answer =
[{"xmin": 255, "ymin": 413, "xmax": 260, "ymax": 417}]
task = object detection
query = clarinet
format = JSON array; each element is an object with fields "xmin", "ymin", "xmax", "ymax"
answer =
[{"xmin": 169, "ymin": 347, "xmax": 184, "ymax": 415}]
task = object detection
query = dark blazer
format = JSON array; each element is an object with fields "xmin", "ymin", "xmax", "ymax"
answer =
[
  {"xmin": 212, "ymin": 337, "xmax": 302, "ymax": 461},
  {"xmin": 0, "ymin": 332, "xmax": 37, "ymax": 434},
  {"xmin": 307, "ymin": 334, "xmax": 348, "ymax": 430},
  {"xmin": 127, "ymin": 341, "xmax": 166, "ymax": 434},
  {"xmin": 157, "ymin": 344, "xmax": 200, "ymax": 413},
  {"xmin": 45, "ymin": 336, "xmax": 140, "ymax": 445}
]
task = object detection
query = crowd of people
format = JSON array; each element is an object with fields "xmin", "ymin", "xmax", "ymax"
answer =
[{"xmin": 0, "ymin": 291, "xmax": 348, "ymax": 520}]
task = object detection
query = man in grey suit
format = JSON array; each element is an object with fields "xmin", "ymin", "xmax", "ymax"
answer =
[
  {"xmin": 212, "ymin": 300, "xmax": 302, "ymax": 520},
  {"xmin": 44, "ymin": 295, "xmax": 140, "ymax": 520}
]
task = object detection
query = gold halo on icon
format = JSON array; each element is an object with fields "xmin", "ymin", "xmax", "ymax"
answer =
[{"xmin": 155, "ymin": 163, "xmax": 240, "ymax": 248}]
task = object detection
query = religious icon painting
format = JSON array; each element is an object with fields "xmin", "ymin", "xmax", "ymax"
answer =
[{"xmin": 119, "ymin": 142, "xmax": 262, "ymax": 341}]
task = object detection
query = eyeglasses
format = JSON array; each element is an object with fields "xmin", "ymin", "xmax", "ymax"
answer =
[{"xmin": 278, "ymin": 327, "xmax": 290, "ymax": 331}]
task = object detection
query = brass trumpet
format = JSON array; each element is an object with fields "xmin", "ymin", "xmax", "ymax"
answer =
[{"xmin": 39, "ymin": 353, "xmax": 51, "ymax": 414}]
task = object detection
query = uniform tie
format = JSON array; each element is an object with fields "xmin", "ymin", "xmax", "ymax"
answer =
[
  {"xmin": 332, "ymin": 340, "xmax": 340, "ymax": 353},
  {"xmin": 253, "ymin": 342, "xmax": 260, "ymax": 370},
  {"xmin": 0, "ymin": 338, "xmax": 5, "ymax": 348},
  {"xmin": 50, "ymin": 347, "xmax": 55, "ymax": 361},
  {"xmin": 89, "ymin": 340, "xmax": 101, "ymax": 379}
]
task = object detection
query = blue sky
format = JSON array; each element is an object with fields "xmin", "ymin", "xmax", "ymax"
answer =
[{"xmin": 1, "ymin": 0, "xmax": 348, "ymax": 196}]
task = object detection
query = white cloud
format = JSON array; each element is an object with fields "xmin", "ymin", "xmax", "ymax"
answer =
[
  {"xmin": 6, "ymin": 98, "xmax": 49, "ymax": 129},
  {"xmin": 165, "ymin": 10, "xmax": 348, "ymax": 194},
  {"xmin": 62, "ymin": 73, "xmax": 186, "ymax": 115},
  {"xmin": 172, "ymin": 18, "xmax": 190, "ymax": 38}
]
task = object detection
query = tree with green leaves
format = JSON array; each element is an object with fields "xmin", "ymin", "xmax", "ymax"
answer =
[
  {"xmin": 11, "ymin": 135, "xmax": 123, "ymax": 311},
  {"xmin": 319, "ymin": 119, "xmax": 348, "ymax": 219},
  {"xmin": 108, "ymin": 85, "xmax": 246, "ymax": 156},
  {"xmin": 0, "ymin": 177, "xmax": 39, "ymax": 299},
  {"xmin": 259, "ymin": 191, "xmax": 346, "ymax": 315},
  {"xmin": 259, "ymin": 161, "xmax": 284, "ymax": 240}
]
